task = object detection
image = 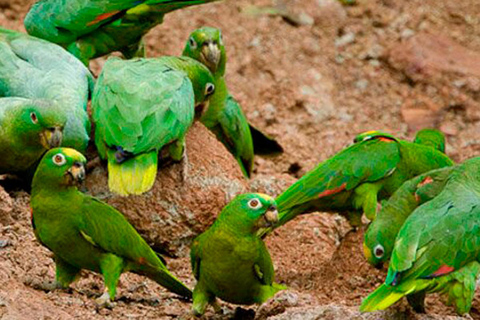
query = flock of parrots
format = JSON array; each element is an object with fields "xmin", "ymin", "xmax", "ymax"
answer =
[{"xmin": 0, "ymin": 0, "xmax": 479, "ymax": 317}]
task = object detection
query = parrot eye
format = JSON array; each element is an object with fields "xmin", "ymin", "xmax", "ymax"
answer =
[
  {"xmin": 248, "ymin": 198, "xmax": 262, "ymax": 209},
  {"xmin": 205, "ymin": 83, "xmax": 215, "ymax": 96},
  {"xmin": 30, "ymin": 112, "xmax": 38, "ymax": 124},
  {"xmin": 374, "ymin": 244, "xmax": 384, "ymax": 258},
  {"xmin": 52, "ymin": 153, "xmax": 66, "ymax": 166},
  {"xmin": 189, "ymin": 37, "xmax": 197, "ymax": 50}
]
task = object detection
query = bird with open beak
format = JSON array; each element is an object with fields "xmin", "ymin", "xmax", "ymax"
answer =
[{"xmin": 190, "ymin": 193, "xmax": 286, "ymax": 316}]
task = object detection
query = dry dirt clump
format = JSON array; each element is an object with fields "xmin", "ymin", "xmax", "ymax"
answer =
[{"xmin": 1, "ymin": 0, "xmax": 480, "ymax": 319}]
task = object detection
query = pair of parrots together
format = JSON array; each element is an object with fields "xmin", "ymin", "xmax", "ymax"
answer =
[
  {"xmin": 31, "ymin": 128, "xmax": 461, "ymax": 316},
  {"xmin": 0, "ymin": 25, "xmax": 282, "ymax": 193}
]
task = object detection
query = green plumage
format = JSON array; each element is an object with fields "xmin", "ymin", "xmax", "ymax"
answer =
[
  {"xmin": 263, "ymin": 130, "xmax": 453, "ymax": 235},
  {"xmin": 92, "ymin": 56, "xmax": 214, "ymax": 195},
  {"xmin": 0, "ymin": 98, "xmax": 65, "ymax": 174},
  {"xmin": 31, "ymin": 148, "xmax": 192, "ymax": 304},
  {"xmin": 0, "ymin": 27, "xmax": 93, "ymax": 153},
  {"xmin": 190, "ymin": 193, "xmax": 285, "ymax": 316},
  {"xmin": 361, "ymin": 157, "xmax": 480, "ymax": 315},
  {"xmin": 24, "ymin": 0, "xmax": 220, "ymax": 65},
  {"xmin": 182, "ymin": 27, "xmax": 283, "ymax": 178},
  {"xmin": 413, "ymin": 128, "xmax": 446, "ymax": 153},
  {"xmin": 363, "ymin": 166, "xmax": 455, "ymax": 268}
]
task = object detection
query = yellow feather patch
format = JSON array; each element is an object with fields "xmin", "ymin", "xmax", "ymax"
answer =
[
  {"xmin": 126, "ymin": 3, "xmax": 151, "ymax": 15},
  {"xmin": 256, "ymin": 193, "xmax": 274, "ymax": 202},
  {"xmin": 60, "ymin": 148, "xmax": 86, "ymax": 161},
  {"xmin": 80, "ymin": 230, "xmax": 98, "ymax": 247},
  {"xmin": 363, "ymin": 242, "xmax": 373, "ymax": 262}
]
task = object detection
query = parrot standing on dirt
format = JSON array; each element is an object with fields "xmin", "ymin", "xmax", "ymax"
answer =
[
  {"xmin": 0, "ymin": 98, "xmax": 65, "ymax": 175},
  {"xmin": 260, "ymin": 130, "xmax": 453, "ymax": 236},
  {"xmin": 24, "ymin": 0, "xmax": 221, "ymax": 66},
  {"xmin": 0, "ymin": 28, "xmax": 93, "ymax": 153},
  {"xmin": 360, "ymin": 157, "xmax": 480, "ymax": 315},
  {"xmin": 30, "ymin": 148, "xmax": 192, "ymax": 306},
  {"xmin": 190, "ymin": 193, "xmax": 285, "ymax": 316},
  {"xmin": 363, "ymin": 165, "xmax": 455, "ymax": 268},
  {"xmin": 182, "ymin": 27, "xmax": 283, "ymax": 178},
  {"xmin": 92, "ymin": 56, "xmax": 215, "ymax": 196}
]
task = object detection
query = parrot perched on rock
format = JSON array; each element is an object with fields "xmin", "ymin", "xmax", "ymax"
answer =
[
  {"xmin": 190, "ymin": 193, "xmax": 285, "ymax": 316},
  {"xmin": 0, "ymin": 98, "xmax": 65, "ymax": 175},
  {"xmin": 182, "ymin": 27, "xmax": 283, "ymax": 178},
  {"xmin": 260, "ymin": 130, "xmax": 453, "ymax": 236},
  {"xmin": 30, "ymin": 148, "xmax": 192, "ymax": 306},
  {"xmin": 92, "ymin": 56, "xmax": 215, "ymax": 196},
  {"xmin": 360, "ymin": 157, "xmax": 480, "ymax": 315},
  {"xmin": 0, "ymin": 27, "xmax": 93, "ymax": 153},
  {"xmin": 24, "ymin": 0, "xmax": 221, "ymax": 66},
  {"xmin": 363, "ymin": 165, "xmax": 455, "ymax": 268}
]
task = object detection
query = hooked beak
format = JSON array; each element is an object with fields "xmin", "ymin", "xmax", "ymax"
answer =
[
  {"xmin": 40, "ymin": 127, "xmax": 63, "ymax": 149},
  {"xmin": 67, "ymin": 161, "xmax": 86, "ymax": 184},
  {"xmin": 201, "ymin": 41, "xmax": 221, "ymax": 73},
  {"xmin": 256, "ymin": 206, "xmax": 279, "ymax": 229},
  {"xmin": 195, "ymin": 100, "xmax": 210, "ymax": 119}
]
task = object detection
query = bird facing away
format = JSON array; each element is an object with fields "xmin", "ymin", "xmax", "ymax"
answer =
[
  {"xmin": 24, "ymin": 0, "xmax": 221, "ymax": 65},
  {"xmin": 361, "ymin": 157, "xmax": 480, "ymax": 315},
  {"xmin": 30, "ymin": 148, "xmax": 192, "ymax": 307},
  {"xmin": 92, "ymin": 56, "xmax": 215, "ymax": 196},
  {"xmin": 0, "ymin": 27, "xmax": 93, "ymax": 153},
  {"xmin": 190, "ymin": 193, "xmax": 285, "ymax": 316},
  {"xmin": 182, "ymin": 27, "xmax": 283, "ymax": 178},
  {"xmin": 0, "ymin": 97, "xmax": 65, "ymax": 175}
]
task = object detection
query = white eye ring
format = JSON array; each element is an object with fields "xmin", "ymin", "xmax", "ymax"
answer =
[
  {"xmin": 248, "ymin": 198, "xmax": 262, "ymax": 209},
  {"xmin": 30, "ymin": 112, "xmax": 38, "ymax": 124},
  {"xmin": 189, "ymin": 37, "xmax": 197, "ymax": 50},
  {"xmin": 52, "ymin": 153, "xmax": 66, "ymax": 166},
  {"xmin": 205, "ymin": 83, "xmax": 215, "ymax": 96},
  {"xmin": 374, "ymin": 244, "xmax": 385, "ymax": 258}
]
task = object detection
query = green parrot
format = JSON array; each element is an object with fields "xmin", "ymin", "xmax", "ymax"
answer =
[
  {"xmin": 363, "ymin": 165, "xmax": 455, "ymax": 268},
  {"xmin": 260, "ymin": 130, "xmax": 453, "ymax": 236},
  {"xmin": 360, "ymin": 157, "xmax": 480, "ymax": 315},
  {"xmin": 190, "ymin": 193, "xmax": 285, "ymax": 316},
  {"xmin": 0, "ymin": 27, "xmax": 93, "ymax": 153},
  {"xmin": 182, "ymin": 27, "xmax": 283, "ymax": 178},
  {"xmin": 30, "ymin": 147, "xmax": 192, "ymax": 306},
  {"xmin": 92, "ymin": 56, "xmax": 215, "ymax": 196},
  {"xmin": 0, "ymin": 97, "xmax": 65, "ymax": 175},
  {"xmin": 24, "ymin": 0, "xmax": 220, "ymax": 66},
  {"xmin": 413, "ymin": 128, "xmax": 446, "ymax": 153}
]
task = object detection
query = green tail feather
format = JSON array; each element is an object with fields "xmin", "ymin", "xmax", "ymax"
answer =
[
  {"xmin": 360, "ymin": 284, "xmax": 407, "ymax": 312},
  {"xmin": 107, "ymin": 150, "xmax": 158, "ymax": 196},
  {"xmin": 145, "ymin": 268, "xmax": 192, "ymax": 299}
]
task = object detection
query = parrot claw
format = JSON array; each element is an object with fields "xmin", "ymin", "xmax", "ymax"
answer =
[{"xmin": 95, "ymin": 291, "xmax": 115, "ymax": 309}]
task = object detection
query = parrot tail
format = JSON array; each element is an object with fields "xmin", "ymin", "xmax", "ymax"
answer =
[
  {"xmin": 360, "ymin": 282, "xmax": 416, "ymax": 312},
  {"xmin": 146, "ymin": 268, "xmax": 193, "ymax": 299},
  {"xmin": 107, "ymin": 149, "xmax": 158, "ymax": 196},
  {"xmin": 258, "ymin": 282, "xmax": 287, "ymax": 304}
]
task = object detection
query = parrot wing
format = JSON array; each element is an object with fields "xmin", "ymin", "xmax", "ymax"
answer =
[
  {"xmin": 253, "ymin": 242, "xmax": 275, "ymax": 286},
  {"xmin": 93, "ymin": 57, "xmax": 194, "ymax": 156},
  {"xmin": 276, "ymin": 136, "xmax": 401, "ymax": 213}
]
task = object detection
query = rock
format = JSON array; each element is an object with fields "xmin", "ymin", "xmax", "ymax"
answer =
[
  {"xmin": 400, "ymin": 95, "xmax": 443, "ymax": 131},
  {"xmin": 335, "ymin": 33, "xmax": 356, "ymax": 48},
  {"xmin": 85, "ymin": 122, "xmax": 248, "ymax": 256},
  {"xmin": 0, "ymin": 186, "xmax": 13, "ymax": 225},
  {"xmin": 389, "ymin": 32, "xmax": 480, "ymax": 82}
]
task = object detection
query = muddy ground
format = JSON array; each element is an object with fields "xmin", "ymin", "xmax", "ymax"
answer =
[{"xmin": 1, "ymin": 0, "xmax": 480, "ymax": 319}]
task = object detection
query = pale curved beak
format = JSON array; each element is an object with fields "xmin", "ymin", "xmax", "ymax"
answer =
[
  {"xmin": 41, "ymin": 126, "xmax": 63, "ymax": 149},
  {"xmin": 265, "ymin": 206, "xmax": 279, "ymax": 224},
  {"xmin": 201, "ymin": 41, "xmax": 221, "ymax": 73},
  {"xmin": 68, "ymin": 161, "xmax": 86, "ymax": 183}
]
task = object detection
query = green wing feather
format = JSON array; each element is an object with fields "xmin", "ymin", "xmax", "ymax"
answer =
[
  {"xmin": 80, "ymin": 196, "xmax": 192, "ymax": 297},
  {"xmin": 275, "ymin": 137, "xmax": 401, "ymax": 226},
  {"xmin": 92, "ymin": 57, "xmax": 194, "ymax": 195},
  {"xmin": 0, "ymin": 27, "xmax": 92, "ymax": 152}
]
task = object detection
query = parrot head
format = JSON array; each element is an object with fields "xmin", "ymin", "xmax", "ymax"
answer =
[
  {"xmin": 33, "ymin": 148, "xmax": 86, "ymax": 188},
  {"xmin": 218, "ymin": 193, "xmax": 278, "ymax": 235},
  {"xmin": 183, "ymin": 27, "xmax": 226, "ymax": 76},
  {"xmin": 14, "ymin": 99, "xmax": 65, "ymax": 151},
  {"xmin": 413, "ymin": 128, "xmax": 446, "ymax": 153},
  {"xmin": 363, "ymin": 215, "xmax": 398, "ymax": 269}
]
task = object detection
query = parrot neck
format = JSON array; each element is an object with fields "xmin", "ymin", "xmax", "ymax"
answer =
[{"xmin": 214, "ymin": 216, "xmax": 259, "ymax": 237}]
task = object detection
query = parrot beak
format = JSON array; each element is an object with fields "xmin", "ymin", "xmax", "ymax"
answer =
[
  {"xmin": 40, "ymin": 126, "xmax": 63, "ymax": 149},
  {"xmin": 201, "ymin": 41, "xmax": 221, "ymax": 73},
  {"xmin": 195, "ymin": 100, "xmax": 210, "ymax": 119},
  {"xmin": 256, "ymin": 206, "xmax": 278, "ymax": 229},
  {"xmin": 67, "ymin": 161, "xmax": 86, "ymax": 185}
]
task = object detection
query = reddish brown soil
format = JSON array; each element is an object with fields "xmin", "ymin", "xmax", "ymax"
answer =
[{"xmin": 1, "ymin": 0, "xmax": 480, "ymax": 319}]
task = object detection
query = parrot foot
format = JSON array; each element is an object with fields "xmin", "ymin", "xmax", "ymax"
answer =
[
  {"xmin": 95, "ymin": 291, "xmax": 116, "ymax": 309},
  {"xmin": 180, "ymin": 148, "xmax": 189, "ymax": 184}
]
